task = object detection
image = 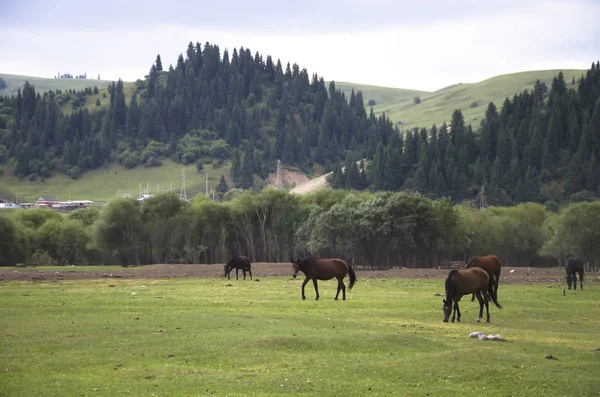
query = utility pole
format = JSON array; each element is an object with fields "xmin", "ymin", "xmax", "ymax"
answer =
[
  {"xmin": 275, "ymin": 159, "xmax": 283, "ymax": 190},
  {"xmin": 179, "ymin": 168, "xmax": 187, "ymax": 201},
  {"xmin": 479, "ymin": 185, "xmax": 487, "ymax": 210}
]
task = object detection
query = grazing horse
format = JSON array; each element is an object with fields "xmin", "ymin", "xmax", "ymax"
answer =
[
  {"xmin": 291, "ymin": 257, "xmax": 357, "ymax": 300},
  {"xmin": 565, "ymin": 257, "xmax": 584, "ymax": 290},
  {"xmin": 442, "ymin": 268, "xmax": 503, "ymax": 323},
  {"xmin": 224, "ymin": 255, "xmax": 252, "ymax": 280},
  {"xmin": 465, "ymin": 255, "xmax": 502, "ymax": 303}
]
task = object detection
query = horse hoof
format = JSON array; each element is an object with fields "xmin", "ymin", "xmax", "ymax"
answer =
[
  {"xmin": 476, "ymin": 318, "xmax": 481, "ymax": 323},
  {"xmin": 451, "ymin": 320, "xmax": 455, "ymax": 323},
  {"xmin": 302, "ymin": 297, "xmax": 306, "ymax": 300},
  {"xmin": 486, "ymin": 320, "xmax": 490, "ymax": 323}
]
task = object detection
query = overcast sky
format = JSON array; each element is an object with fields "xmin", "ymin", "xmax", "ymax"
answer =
[{"xmin": 1, "ymin": 0, "xmax": 598, "ymax": 91}]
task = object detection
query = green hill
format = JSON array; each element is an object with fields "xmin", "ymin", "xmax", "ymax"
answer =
[
  {"xmin": 0, "ymin": 160, "xmax": 231, "ymax": 202},
  {"xmin": 0, "ymin": 73, "xmax": 115, "ymax": 96},
  {"xmin": 333, "ymin": 81, "xmax": 428, "ymax": 110},
  {"xmin": 351, "ymin": 69, "xmax": 585, "ymax": 129}
]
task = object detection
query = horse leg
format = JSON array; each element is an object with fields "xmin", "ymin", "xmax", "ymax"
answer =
[
  {"xmin": 242, "ymin": 269, "xmax": 246, "ymax": 280},
  {"xmin": 580, "ymin": 271, "xmax": 583, "ymax": 290},
  {"xmin": 235, "ymin": 268, "xmax": 239, "ymax": 280},
  {"xmin": 455, "ymin": 299, "xmax": 461, "ymax": 323},
  {"xmin": 451, "ymin": 299, "xmax": 460, "ymax": 323},
  {"xmin": 249, "ymin": 268, "xmax": 252, "ymax": 280},
  {"xmin": 470, "ymin": 292, "xmax": 475, "ymax": 302},
  {"xmin": 334, "ymin": 278, "xmax": 346, "ymax": 300},
  {"xmin": 475, "ymin": 290, "xmax": 484, "ymax": 322},
  {"xmin": 301, "ymin": 277, "xmax": 310, "ymax": 300},
  {"xmin": 312, "ymin": 278, "xmax": 319, "ymax": 301}
]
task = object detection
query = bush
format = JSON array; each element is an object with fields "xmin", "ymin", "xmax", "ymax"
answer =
[
  {"xmin": 367, "ymin": 99, "xmax": 376, "ymax": 107},
  {"xmin": 195, "ymin": 159, "xmax": 204, "ymax": 172},
  {"xmin": 469, "ymin": 101, "xmax": 478, "ymax": 108},
  {"xmin": 413, "ymin": 97, "xmax": 421, "ymax": 105}
]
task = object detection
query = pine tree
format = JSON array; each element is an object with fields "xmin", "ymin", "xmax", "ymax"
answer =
[
  {"xmin": 215, "ymin": 175, "xmax": 229, "ymax": 193},
  {"xmin": 155, "ymin": 54, "xmax": 163, "ymax": 72}
]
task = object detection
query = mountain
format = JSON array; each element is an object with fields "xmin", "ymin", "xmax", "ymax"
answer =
[{"xmin": 1, "ymin": 42, "xmax": 598, "ymax": 206}]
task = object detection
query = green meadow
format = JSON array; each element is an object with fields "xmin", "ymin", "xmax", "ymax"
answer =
[
  {"xmin": 340, "ymin": 69, "xmax": 585, "ymax": 129},
  {"xmin": 1, "ymin": 270, "xmax": 598, "ymax": 396},
  {"xmin": 0, "ymin": 159, "xmax": 231, "ymax": 202},
  {"xmin": 0, "ymin": 73, "xmax": 114, "ymax": 96}
]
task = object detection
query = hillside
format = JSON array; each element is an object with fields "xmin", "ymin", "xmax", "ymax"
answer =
[
  {"xmin": 370, "ymin": 69, "xmax": 585, "ymax": 128},
  {"xmin": 0, "ymin": 160, "xmax": 231, "ymax": 202},
  {"xmin": 0, "ymin": 73, "xmax": 114, "ymax": 96}
]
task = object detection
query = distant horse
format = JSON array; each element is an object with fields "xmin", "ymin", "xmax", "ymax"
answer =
[
  {"xmin": 465, "ymin": 255, "xmax": 502, "ymax": 303},
  {"xmin": 442, "ymin": 267, "xmax": 503, "ymax": 323},
  {"xmin": 565, "ymin": 257, "xmax": 584, "ymax": 290},
  {"xmin": 291, "ymin": 257, "xmax": 357, "ymax": 300},
  {"xmin": 224, "ymin": 256, "xmax": 252, "ymax": 280}
]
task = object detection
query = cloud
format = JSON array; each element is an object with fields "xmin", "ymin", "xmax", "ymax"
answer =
[{"xmin": 0, "ymin": 0, "xmax": 597, "ymax": 91}]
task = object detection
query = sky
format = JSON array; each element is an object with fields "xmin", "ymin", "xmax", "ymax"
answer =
[{"xmin": 1, "ymin": 0, "xmax": 598, "ymax": 91}]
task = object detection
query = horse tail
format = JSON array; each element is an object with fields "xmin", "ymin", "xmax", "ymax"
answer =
[
  {"xmin": 347, "ymin": 263, "xmax": 357, "ymax": 291},
  {"xmin": 489, "ymin": 276, "xmax": 503, "ymax": 309},
  {"xmin": 465, "ymin": 256, "xmax": 478, "ymax": 268}
]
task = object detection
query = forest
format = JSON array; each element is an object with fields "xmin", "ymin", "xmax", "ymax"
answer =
[
  {"xmin": 0, "ymin": 40, "xmax": 598, "ymax": 204},
  {"xmin": 1, "ymin": 189, "xmax": 600, "ymax": 271}
]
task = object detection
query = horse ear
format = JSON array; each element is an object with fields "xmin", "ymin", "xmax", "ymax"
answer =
[{"xmin": 442, "ymin": 299, "xmax": 447, "ymax": 304}]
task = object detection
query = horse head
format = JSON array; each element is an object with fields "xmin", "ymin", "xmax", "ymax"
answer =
[
  {"xmin": 442, "ymin": 299, "xmax": 452, "ymax": 323},
  {"xmin": 291, "ymin": 258, "xmax": 300, "ymax": 278}
]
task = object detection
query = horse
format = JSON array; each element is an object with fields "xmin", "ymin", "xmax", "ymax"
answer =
[
  {"xmin": 565, "ymin": 257, "xmax": 584, "ymax": 290},
  {"xmin": 291, "ymin": 257, "xmax": 357, "ymax": 300},
  {"xmin": 224, "ymin": 255, "xmax": 252, "ymax": 280},
  {"xmin": 442, "ymin": 267, "xmax": 503, "ymax": 323},
  {"xmin": 465, "ymin": 255, "xmax": 502, "ymax": 303}
]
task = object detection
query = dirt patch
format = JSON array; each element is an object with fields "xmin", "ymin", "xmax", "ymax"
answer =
[{"xmin": 2, "ymin": 263, "xmax": 596, "ymax": 284}]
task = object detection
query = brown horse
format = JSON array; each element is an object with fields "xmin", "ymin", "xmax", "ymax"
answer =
[
  {"xmin": 224, "ymin": 255, "xmax": 252, "ymax": 280},
  {"xmin": 465, "ymin": 255, "xmax": 502, "ymax": 303},
  {"xmin": 291, "ymin": 257, "xmax": 357, "ymax": 300},
  {"xmin": 442, "ymin": 268, "xmax": 503, "ymax": 323}
]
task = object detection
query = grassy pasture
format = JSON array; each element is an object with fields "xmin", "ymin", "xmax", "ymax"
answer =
[
  {"xmin": 341, "ymin": 69, "xmax": 585, "ymax": 129},
  {"xmin": 1, "ymin": 271, "xmax": 598, "ymax": 396},
  {"xmin": 0, "ymin": 73, "xmax": 114, "ymax": 96},
  {"xmin": 0, "ymin": 159, "xmax": 232, "ymax": 202}
]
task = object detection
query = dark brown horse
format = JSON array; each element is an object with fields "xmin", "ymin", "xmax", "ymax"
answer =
[
  {"xmin": 224, "ymin": 255, "xmax": 252, "ymax": 280},
  {"xmin": 442, "ymin": 268, "xmax": 503, "ymax": 323},
  {"xmin": 565, "ymin": 257, "xmax": 584, "ymax": 290},
  {"xmin": 291, "ymin": 257, "xmax": 357, "ymax": 300},
  {"xmin": 465, "ymin": 255, "xmax": 502, "ymax": 303}
]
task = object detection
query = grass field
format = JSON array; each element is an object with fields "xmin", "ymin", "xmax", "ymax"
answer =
[
  {"xmin": 0, "ymin": 73, "xmax": 115, "ymax": 96},
  {"xmin": 0, "ymin": 159, "xmax": 232, "ymax": 202},
  {"xmin": 340, "ymin": 69, "xmax": 585, "ymax": 129},
  {"xmin": 1, "ymin": 271, "xmax": 598, "ymax": 396}
]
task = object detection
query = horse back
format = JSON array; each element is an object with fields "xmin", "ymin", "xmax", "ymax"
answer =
[
  {"xmin": 306, "ymin": 258, "xmax": 348, "ymax": 280},
  {"xmin": 448, "ymin": 268, "xmax": 489, "ymax": 296},
  {"xmin": 466, "ymin": 255, "xmax": 502, "ymax": 278}
]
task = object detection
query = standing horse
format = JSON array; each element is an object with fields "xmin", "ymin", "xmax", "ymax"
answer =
[
  {"xmin": 442, "ymin": 267, "xmax": 503, "ymax": 323},
  {"xmin": 291, "ymin": 257, "xmax": 357, "ymax": 300},
  {"xmin": 224, "ymin": 255, "xmax": 252, "ymax": 280},
  {"xmin": 465, "ymin": 255, "xmax": 502, "ymax": 303},
  {"xmin": 565, "ymin": 257, "xmax": 584, "ymax": 290}
]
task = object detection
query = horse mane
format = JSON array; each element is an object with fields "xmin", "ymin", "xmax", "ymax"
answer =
[
  {"xmin": 445, "ymin": 270, "xmax": 458, "ymax": 299},
  {"xmin": 465, "ymin": 256, "xmax": 478, "ymax": 268}
]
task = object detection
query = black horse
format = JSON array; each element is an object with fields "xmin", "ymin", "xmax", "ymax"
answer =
[
  {"xmin": 565, "ymin": 257, "xmax": 584, "ymax": 290},
  {"xmin": 291, "ymin": 257, "xmax": 356, "ymax": 300},
  {"xmin": 224, "ymin": 255, "xmax": 252, "ymax": 280}
]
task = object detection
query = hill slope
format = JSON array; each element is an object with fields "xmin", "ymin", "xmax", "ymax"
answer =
[
  {"xmin": 0, "ymin": 73, "xmax": 115, "ymax": 95},
  {"xmin": 366, "ymin": 69, "xmax": 585, "ymax": 128}
]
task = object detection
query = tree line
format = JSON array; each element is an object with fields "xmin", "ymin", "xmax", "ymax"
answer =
[{"xmin": 1, "ymin": 189, "xmax": 599, "ymax": 271}]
